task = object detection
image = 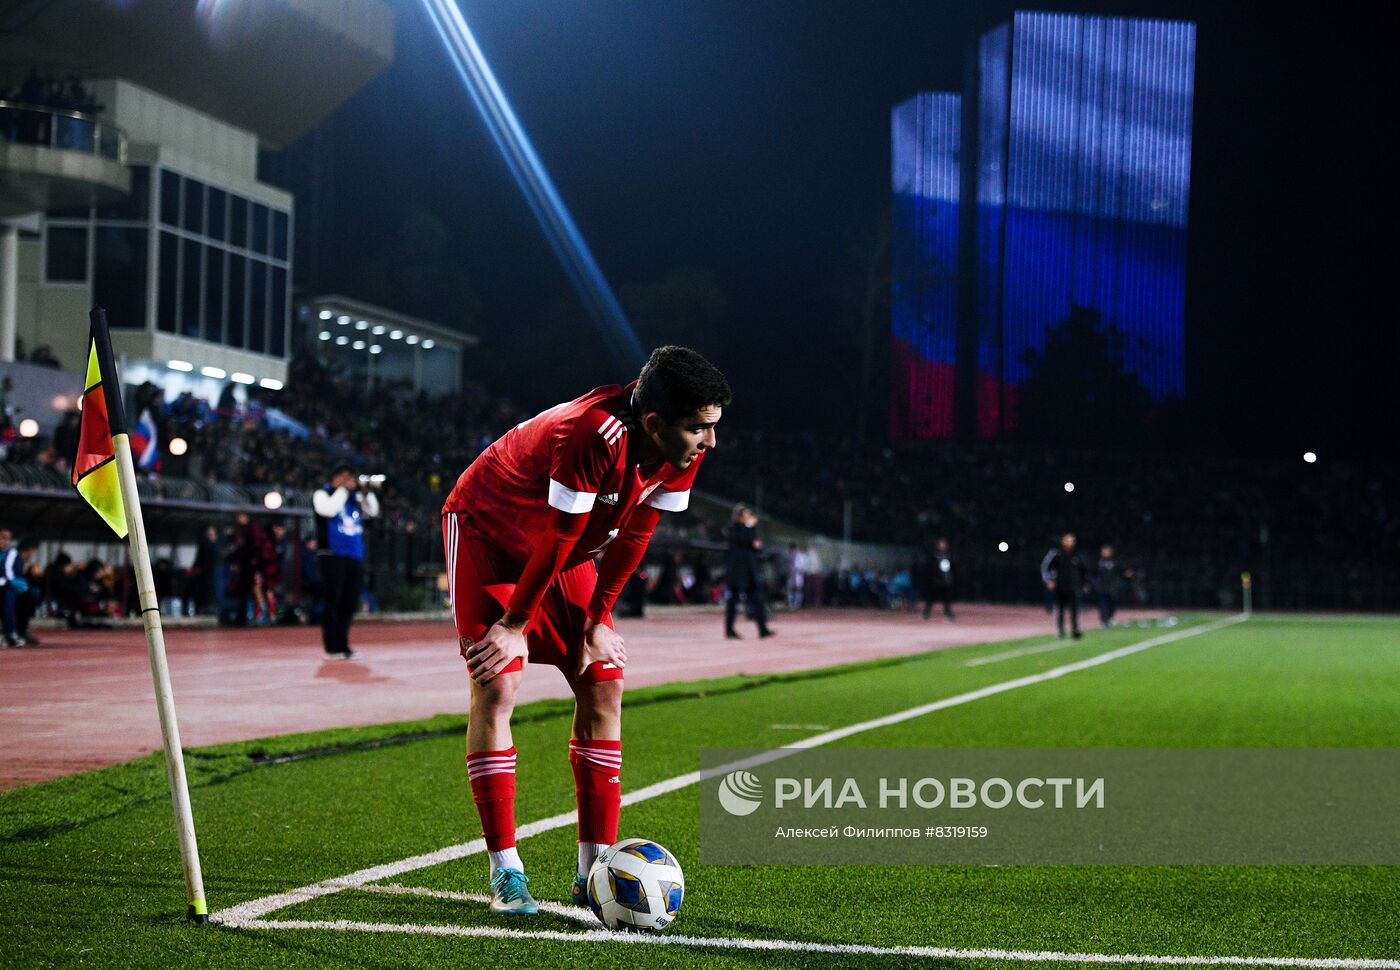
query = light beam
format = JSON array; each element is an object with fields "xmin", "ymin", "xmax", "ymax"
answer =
[{"xmin": 420, "ymin": 0, "xmax": 646, "ymax": 368}]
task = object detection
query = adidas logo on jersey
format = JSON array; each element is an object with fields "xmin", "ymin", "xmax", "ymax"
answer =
[
  {"xmin": 597, "ymin": 415, "xmax": 626, "ymax": 446},
  {"xmin": 598, "ymin": 493, "xmax": 619, "ymax": 505}
]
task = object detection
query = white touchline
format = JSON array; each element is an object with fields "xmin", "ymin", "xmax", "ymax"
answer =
[
  {"xmin": 204, "ymin": 612, "xmax": 1399, "ymax": 970},
  {"xmin": 965, "ymin": 637, "xmax": 1095, "ymax": 667}
]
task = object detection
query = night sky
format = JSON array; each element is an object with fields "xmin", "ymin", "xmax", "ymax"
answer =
[{"xmin": 269, "ymin": 0, "xmax": 1392, "ymax": 457}]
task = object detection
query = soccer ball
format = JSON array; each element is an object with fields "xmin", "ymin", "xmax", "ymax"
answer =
[{"xmin": 585, "ymin": 838, "xmax": 684, "ymax": 932}]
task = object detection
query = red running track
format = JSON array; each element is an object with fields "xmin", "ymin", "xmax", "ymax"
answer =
[{"xmin": 0, "ymin": 605, "xmax": 1163, "ymax": 789}]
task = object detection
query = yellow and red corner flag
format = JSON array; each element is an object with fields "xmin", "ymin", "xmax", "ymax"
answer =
[
  {"xmin": 71, "ymin": 326, "xmax": 129, "ymax": 538},
  {"xmin": 69, "ymin": 307, "xmax": 208, "ymax": 923}
]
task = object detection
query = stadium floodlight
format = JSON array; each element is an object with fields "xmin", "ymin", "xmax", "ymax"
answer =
[
  {"xmin": 389, "ymin": 330, "xmax": 403, "ymax": 340},
  {"xmin": 355, "ymin": 320, "xmax": 369, "ymax": 331},
  {"xmin": 369, "ymin": 345, "xmax": 383, "ymax": 354},
  {"xmin": 18, "ymin": 418, "xmax": 38, "ymax": 437},
  {"xmin": 263, "ymin": 491, "xmax": 284, "ymax": 511},
  {"xmin": 421, "ymin": 339, "xmax": 435, "ymax": 349},
  {"xmin": 419, "ymin": 0, "xmax": 645, "ymax": 369},
  {"xmin": 231, "ymin": 372, "xmax": 255, "ymax": 385},
  {"xmin": 318, "ymin": 309, "xmax": 333, "ymax": 320},
  {"xmin": 201, "ymin": 366, "xmax": 227, "ymax": 379},
  {"xmin": 1064, "ymin": 482, "xmax": 1075, "ymax": 493},
  {"xmin": 371, "ymin": 325, "xmax": 387, "ymax": 335},
  {"xmin": 352, "ymin": 340, "xmax": 366, "ymax": 350},
  {"xmin": 169, "ymin": 437, "xmax": 189, "ymax": 456},
  {"xmin": 318, "ymin": 331, "xmax": 332, "ymax": 341},
  {"xmin": 405, "ymin": 334, "xmax": 420, "ymax": 345},
  {"xmin": 998, "ymin": 541, "xmax": 1010, "ymax": 552},
  {"xmin": 259, "ymin": 378, "xmax": 284, "ymax": 390},
  {"xmin": 1304, "ymin": 452, "xmax": 1317, "ymax": 464},
  {"xmin": 337, "ymin": 314, "xmax": 350, "ymax": 325},
  {"xmin": 335, "ymin": 335, "xmax": 349, "ymax": 346},
  {"xmin": 168, "ymin": 359, "xmax": 194, "ymax": 372}
]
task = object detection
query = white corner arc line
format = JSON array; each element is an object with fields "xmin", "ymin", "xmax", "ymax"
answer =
[
  {"xmin": 213, "ymin": 615, "xmax": 1248, "ymax": 931},
  {"xmin": 362, "ymin": 883, "xmax": 598, "ymax": 926},
  {"xmin": 233, "ymin": 918, "xmax": 1400, "ymax": 968}
]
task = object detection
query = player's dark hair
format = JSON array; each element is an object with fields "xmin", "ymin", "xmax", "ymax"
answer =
[
  {"xmin": 332, "ymin": 463, "xmax": 355, "ymax": 479},
  {"xmin": 18, "ymin": 537, "xmax": 38, "ymax": 552},
  {"xmin": 635, "ymin": 346, "xmax": 731, "ymax": 423}
]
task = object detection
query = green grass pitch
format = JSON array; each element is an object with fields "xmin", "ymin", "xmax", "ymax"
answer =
[{"xmin": 2, "ymin": 614, "xmax": 1397, "ymax": 968}]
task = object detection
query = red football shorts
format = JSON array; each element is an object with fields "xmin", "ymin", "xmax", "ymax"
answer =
[{"xmin": 442, "ymin": 512, "xmax": 623, "ymax": 684}]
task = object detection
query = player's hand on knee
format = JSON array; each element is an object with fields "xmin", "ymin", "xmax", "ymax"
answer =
[
  {"xmin": 578, "ymin": 619, "xmax": 626, "ymax": 677},
  {"xmin": 465, "ymin": 618, "xmax": 528, "ymax": 684}
]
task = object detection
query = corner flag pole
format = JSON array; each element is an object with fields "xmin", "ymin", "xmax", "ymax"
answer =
[{"xmin": 90, "ymin": 308, "xmax": 208, "ymax": 923}]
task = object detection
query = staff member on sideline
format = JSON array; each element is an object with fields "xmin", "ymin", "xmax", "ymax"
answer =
[
  {"xmin": 1041, "ymin": 532, "xmax": 1089, "ymax": 640},
  {"xmin": 724, "ymin": 505, "xmax": 774, "ymax": 640},
  {"xmin": 313, "ymin": 466, "xmax": 379, "ymax": 658}
]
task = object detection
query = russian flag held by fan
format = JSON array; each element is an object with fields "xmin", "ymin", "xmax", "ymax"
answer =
[{"xmin": 131, "ymin": 408, "xmax": 160, "ymax": 471}]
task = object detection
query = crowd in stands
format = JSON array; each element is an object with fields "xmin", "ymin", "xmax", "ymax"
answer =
[
  {"xmin": 5, "ymin": 345, "xmax": 1398, "ymax": 613},
  {"xmin": 139, "ymin": 352, "xmax": 522, "ymax": 532},
  {"xmin": 0, "ymin": 514, "xmax": 372, "ymax": 642},
  {"xmin": 1, "ymin": 68, "xmax": 103, "ymax": 115}
]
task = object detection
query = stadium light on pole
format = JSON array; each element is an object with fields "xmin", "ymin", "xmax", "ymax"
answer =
[{"xmin": 419, "ymin": 0, "xmax": 645, "ymax": 370}]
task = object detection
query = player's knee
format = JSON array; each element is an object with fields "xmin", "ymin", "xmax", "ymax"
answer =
[
  {"xmin": 471, "ymin": 673, "xmax": 519, "ymax": 713},
  {"xmin": 578, "ymin": 678, "xmax": 623, "ymax": 718}
]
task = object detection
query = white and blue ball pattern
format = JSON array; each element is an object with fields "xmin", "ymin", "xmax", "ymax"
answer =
[{"xmin": 585, "ymin": 838, "xmax": 684, "ymax": 932}]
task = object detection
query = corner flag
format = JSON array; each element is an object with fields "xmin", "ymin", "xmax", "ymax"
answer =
[
  {"xmin": 72, "ymin": 333, "xmax": 129, "ymax": 537},
  {"xmin": 72, "ymin": 307, "xmax": 209, "ymax": 923}
]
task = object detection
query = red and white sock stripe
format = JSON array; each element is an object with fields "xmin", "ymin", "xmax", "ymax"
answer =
[
  {"xmin": 568, "ymin": 740, "xmax": 622, "ymax": 770},
  {"xmin": 466, "ymin": 749, "xmax": 517, "ymax": 781}
]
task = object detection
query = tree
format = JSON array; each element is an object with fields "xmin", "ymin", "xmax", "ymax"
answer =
[{"xmin": 1013, "ymin": 305, "xmax": 1154, "ymax": 442}]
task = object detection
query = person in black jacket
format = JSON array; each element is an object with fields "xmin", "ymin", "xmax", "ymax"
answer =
[
  {"xmin": 916, "ymin": 536, "xmax": 956, "ymax": 621},
  {"xmin": 724, "ymin": 504, "xmax": 774, "ymax": 640},
  {"xmin": 1040, "ymin": 532, "xmax": 1089, "ymax": 639}
]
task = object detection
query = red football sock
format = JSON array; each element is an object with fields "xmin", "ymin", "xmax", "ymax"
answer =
[
  {"xmin": 569, "ymin": 738, "xmax": 622, "ymax": 845},
  {"xmin": 467, "ymin": 746, "xmax": 517, "ymax": 850}
]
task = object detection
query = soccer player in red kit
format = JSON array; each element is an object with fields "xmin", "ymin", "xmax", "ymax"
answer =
[{"xmin": 442, "ymin": 345, "xmax": 730, "ymax": 915}]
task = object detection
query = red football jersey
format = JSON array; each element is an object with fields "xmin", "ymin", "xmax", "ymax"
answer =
[{"xmin": 443, "ymin": 381, "xmax": 702, "ymax": 568}]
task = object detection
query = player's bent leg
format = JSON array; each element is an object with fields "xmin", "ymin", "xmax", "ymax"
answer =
[
  {"xmin": 465, "ymin": 666, "xmax": 537, "ymax": 913},
  {"xmin": 569, "ymin": 674, "xmax": 624, "ymax": 903}
]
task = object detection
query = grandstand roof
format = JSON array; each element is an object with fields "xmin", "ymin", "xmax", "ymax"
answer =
[
  {"xmin": 0, "ymin": 0, "xmax": 394, "ymax": 147},
  {"xmin": 303, "ymin": 294, "xmax": 479, "ymax": 349}
]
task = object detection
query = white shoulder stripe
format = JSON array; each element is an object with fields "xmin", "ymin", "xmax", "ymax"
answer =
[
  {"xmin": 596, "ymin": 415, "xmax": 626, "ymax": 447},
  {"xmin": 646, "ymin": 488, "xmax": 690, "ymax": 512},
  {"xmin": 548, "ymin": 479, "xmax": 598, "ymax": 514}
]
